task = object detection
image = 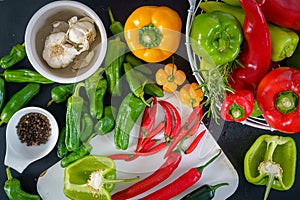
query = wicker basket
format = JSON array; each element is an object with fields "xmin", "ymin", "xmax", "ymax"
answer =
[{"xmin": 185, "ymin": 0, "xmax": 275, "ymax": 131}]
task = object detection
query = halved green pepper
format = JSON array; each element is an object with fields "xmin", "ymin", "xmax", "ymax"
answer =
[
  {"xmin": 244, "ymin": 134, "xmax": 297, "ymax": 200},
  {"xmin": 190, "ymin": 11, "xmax": 243, "ymax": 66},
  {"xmin": 64, "ymin": 155, "xmax": 139, "ymax": 200}
]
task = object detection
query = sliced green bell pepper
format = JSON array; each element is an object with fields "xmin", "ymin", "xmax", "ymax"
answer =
[
  {"xmin": 190, "ymin": 11, "xmax": 243, "ymax": 66},
  {"xmin": 200, "ymin": 1, "xmax": 299, "ymax": 62},
  {"xmin": 244, "ymin": 134, "xmax": 297, "ymax": 200},
  {"xmin": 64, "ymin": 155, "xmax": 139, "ymax": 200}
]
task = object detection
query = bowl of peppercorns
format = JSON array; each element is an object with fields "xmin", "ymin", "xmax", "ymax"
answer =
[{"xmin": 4, "ymin": 106, "xmax": 59, "ymax": 173}]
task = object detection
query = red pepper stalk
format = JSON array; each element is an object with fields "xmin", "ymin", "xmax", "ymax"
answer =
[
  {"xmin": 111, "ymin": 151, "xmax": 182, "ymax": 200},
  {"xmin": 256, "ymin": 67, "xmax": 300, "ymax": 133},
  {"xmin": 220, "ymin": 90, "xmax": 254, "ymax": 122},
  {"xmin": 229, "ymin": 0, "xmax": 271, "ymax": 91},
  {"xmin": 140, "ymin": 150, "xmax": 222, "ymax": 200}
]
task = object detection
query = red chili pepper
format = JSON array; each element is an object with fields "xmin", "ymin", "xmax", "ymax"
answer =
[
  {"xmin": 140, "ymin": 121, "xmax": 165, "ymax": 148},
  {"xmin": 158, "ymin": 100, "xmax": 181, "ymax": 141},
  {"xmin": 187, "ymin": 105, "xmax": 202, "ymax": 125},
  {"xmin": 257, "ymin": 67, "xmax": 300, "ymax": 133},
  {"xmin": 220, "ymin": 90, "xmax": 254, "ymax": 122},
  {"xmin": 140, "ymin": 150, "xmax": 222, "ymax": 200},
  {"xmin": 184, "ymin": 129, "xmax": 206, "ymax": 155},
  {"xmin": 158, "ymin": 100, "xmax": 173, "ymax": 139},
  {"xmin": 136, "ymin": 97, "xmax": 158, "ymax": 151},
  {"xmin": 111, "ymin": 151, "xmax": 182, "ymax": 200},
  {"xmin": 139, "ymin": 139, "xmax": 159, "ymax": 152},
  {"xmin": 229, "ymin": 0, "xmax": 271, "ymax": 91},
  {"xmin": 108, "ymin": 153, "xmax": 137, "ymax": 161},
  {"xmin": 258, "ymin": 0, "xmax": 300, "ymax": 31},
  {"xmin": 164, "ymin": 107, "xmax": 202, "ymax": 158},
  {"xmin": 135, "ymin": 142, "xmax": 167, "ymax": 156}
]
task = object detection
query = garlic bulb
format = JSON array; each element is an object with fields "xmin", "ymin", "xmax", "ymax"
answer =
[
  {"xmin": 42, "ymin": 32, "xmax": 79, "ymax": 69},
  {"xmin": 67, "ymin": 16, "xmax": 97, "ymax": 53}
]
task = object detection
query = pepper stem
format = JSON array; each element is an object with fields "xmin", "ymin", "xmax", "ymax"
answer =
[
  {"xmin": 6, "ymin": 167, "xmax": 13, "ymax": 180},
  {"xmin": 102, "ymin": 176, "xmax": 140, "ymax": 184},
  {"xmin": 210, "ymin": 182, "xmax": 229, "ymax": 193},
  {"xmin": 73, "ymin": 82, "xmax": 85, "ymax": 97},
  {"xmin": 275, "ymin": 90, "xmax": 298, "ymax": 114},
  {"xmin": 138, "ymin": 24, "xmax": 162, "ymax": 48},
  {"xmin": 264, "ymin": 174, "xmax": 274, "ymax": 200},
  {"xmin": 229, "ymin": 103, "xmax": 245, "ymax": 120},
  {"xmin": 108, "ymin": 7, "xmax": 116, "ymax": 24},
  {"xmin": 197, "ymin": 149, "xmax": 221, "ymax": 173}
]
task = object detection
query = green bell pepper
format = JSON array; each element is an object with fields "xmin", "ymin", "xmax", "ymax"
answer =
[
  {"xmin": 244, "ymin": 134, "xmax": 297, "ymax": 200},
  {"xmin": 200, "ymin": 1, "xmax": 299, "ymax": 62},
  {"xmin": 64, "ymin": 155, "xmax": 139, "ymax": 200},
  {"xmin": 190, "ymin": 11, "xmax": 243, "ymax": 66}
]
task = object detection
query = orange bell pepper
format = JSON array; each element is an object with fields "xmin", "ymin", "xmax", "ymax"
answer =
[
  {"xmin": 124, "ymin": 6, "xmax": 182, "ymax": 63},
  {"xmin": 180, "ymin": 83, "xmax": 204, "ymax": 107},
  {"xmin": 156, "ymin": 63, "xmax": 186, "ymax": 92}
]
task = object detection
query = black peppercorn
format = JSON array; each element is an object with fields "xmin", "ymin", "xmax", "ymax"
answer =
[{"xmin": 16, "ymin": 112, "xmax": 51, "ymax": 146}]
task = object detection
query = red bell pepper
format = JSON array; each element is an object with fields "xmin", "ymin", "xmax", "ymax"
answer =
[
  {"xmin": 221, "ymin": 90, "xmax": 254, "ymax": 122},
  {"xmin": 229, "ymin": 0, "xmax": 271, "ymax": 91},
  {"xmin": 258, "ymin": 0, "xmax": 300, "ymax": 31},
  {"xmin": 256, "ymin": 67, "xmax": 300, "ymax": 133}
]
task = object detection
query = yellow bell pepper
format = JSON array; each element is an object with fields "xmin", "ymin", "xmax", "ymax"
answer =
[
  {"xmin": 180, "ymin": 83, "xmax": 204, "ymax": 107},
  {"xmin": 124, "ymin": 6, "xmax": 182, "ymax": 63},
  {"xmin": 155, "ymin": 63, "xmax": 186, "ymax": 92}
]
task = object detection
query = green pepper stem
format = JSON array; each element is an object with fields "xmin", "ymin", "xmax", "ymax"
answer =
[
  {"xmin": 108, "ymin": 7, "xmax": 116, "ymax": 24},
  {"xmin": 73, "ymin": 82, "xmax": 85, "ymax": 97},
  {"xmin": 264, "ymin": 174, "xmax": 274, "ymax": 200},
  {"xmin": 210, "ymin": 182, "xmax": 229, "ymax": 193},
  {"xmin": 275, "ymin": 90, "xmax": 298, "ymax": 114},
  {"xmin": 229, "ymin": 103, "xmax": 245, "ymax": 120},
  {"xmin": 138, "ymin": 24, "xmax": 162, "ymax": 48},
  {"xmin": 6, "ymin": 167, "xmax": 13, "ymax": 180},
  {"xmin": 102, "ymin": 176, "xmax": 139, "ymax": 184},
  {"xmin": 197, "ymin": 149, "xmax": 221, "ymax": 173}
]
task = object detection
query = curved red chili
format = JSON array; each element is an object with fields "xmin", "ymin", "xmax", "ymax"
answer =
[
  {"xmin": 111, "ymin": 151, "xmax": 182, "ymax": 200},
  {"xmin": 158, "ymin": 100, "xmax": 173, "ymax": 139},
  {"xmin": 184, "ymin": 130, "xmax": 206, "ymax": 155},
  {"xmin": 135, "ymin": 142, "xmax": 167, "ymax": 156},
  {"xmin": 140, "ymin": 121, "xmax": 165, "ymax": 148},
  {"xmin": 140, "ymin": 150, "xmax": 221, "ymax": 200},
  {"xmin": 159, "ymin": 100, "xmax": 182, "ymax": 141},
  {"xmin": 229, "ymin": 0, "xmax": 271, "ymax": 91}
]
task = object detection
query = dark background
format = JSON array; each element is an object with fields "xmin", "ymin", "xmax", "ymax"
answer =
[{"xmin": 0, "ymin": 0, "xmax": 299, "ymax": 199}]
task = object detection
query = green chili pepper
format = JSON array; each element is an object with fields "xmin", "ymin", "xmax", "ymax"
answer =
[
  {"xmin": 57, "ymin": 127, "xmax": 69, "ymax": 159},
  {"xmin": 47, "ymin": 83, "xmax": 75, "ymax": 107},
  {"xmin": 134, "ymin": 67, "xmax": 164, "ymax": 97},
  {"xmin": 124, "ymin": 53, "xmax": 153, "ymax": 75},
  {"xmin": 0, "ymin": 83, "xmax": 40, "ymax": 126},
  {"xmin": 85, "ymin": 67, "xmax": 107, "ymax": 119},
  {"xmin": 1, "ymin": 69, "xmax": 54, "ymax": 84},
  {"xmin": 124, "ymin": 62, "xmax": 150, "ymax": 106},
  {"xmin": 244, "ymin": 134, "xmax": 297, "ymax": 200},
  {"xmin": 0, "ymin": 43, "xmax": 26, "ymax": 69},
  {"xmin": 0, "ymin": 77, "xmax": 5, "ymax": 111},
  {"xmin": 4, "ymin": 168, "xmax": 40, "ymax": 200},
  {"xmin": 60, "ymin": 143, "xmax": 92, "ymax": 168},
  {"xmin": 108, "ymin": 7, "xmax": 125, "ymax": 41},
  {"xmin": 190, "ymin": 11, "xmax": 243, "ymax": 66},
  {"xmin": 95, "ymin": 105, "xmax": 116, "ymax": 135},
  {"xmin": 181, "ymin": 183, "xmax": 228, "ymax": 200},
  {"xmin": 80, "ymin": 112, "xmax": 94, "ymax": 142},
  {"xmin": 114, "ymin": 93, "xmax": 146, "ymax": 150},
  {"xmin": 63, "ymin": 155, "xmax": 139, "ymax": 200},
  {"xmin": 65, "ymin": 82, "xmax": 85, "ymax": 152},
  {"xmin": 200, "ymin": 1, "xmax": 299, "ymax": 62},
  {"xmin": 104, "ymin": 36, "xmax": 127, "ymax": 96}
]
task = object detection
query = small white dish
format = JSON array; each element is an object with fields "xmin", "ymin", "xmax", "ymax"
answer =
[{"xmin": 4, "ymin": 107, "xmax": 59, "ymax": 173}]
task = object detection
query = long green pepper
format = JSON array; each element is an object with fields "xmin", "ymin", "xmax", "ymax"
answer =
[
  {"xmin": 57, "ymin": 127, "xmax": 68, "ymax": 159},
  {"xmin": 114, "ymin": 93, "xmax": 146, "ymax": 150},
  {"xmin": 0, "ymin": 43, "xmax": 26, "ymax": 69},
  {"xmin": 0, "ymin": 83, "xmax": 40, "ymax": 126},
  {"xmin": 95, "ymin": 105, "xmax": 117, "ymax": 135},
  {"xmin": 85, "ymin": 67, "xmax": 107, "ymax": 119},
  {"xmin": 1, "ymin": 69, "xmax": 54, "ymax": 84},
  {"xmin": 80, "ymin": 112, "xmax": 94, "ymax": 142},
  {"xmin": 65, "ymin": 82, "xmax": 85, "ymax": 152},
  {"xmin": 104, "ymin": 36, "xmax": 127, "ymax": 96},
  {"xmin": 0, "ymin": 77, "xmax": 5, "ymax": 111}
]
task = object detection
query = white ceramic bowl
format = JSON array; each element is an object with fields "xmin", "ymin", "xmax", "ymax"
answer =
[
  {"xmin": 4, "ymin": 107, "xmax": 59, "ymax": 173},
  {"xmin": 25, "ymin": 1, "xmax": 107, "ymax": 83}
]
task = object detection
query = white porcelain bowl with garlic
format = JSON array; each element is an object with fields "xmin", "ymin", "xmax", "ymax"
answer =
[{"xmin": 25, "ymin": 1, "xmax": 107, "ymax": 83}]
